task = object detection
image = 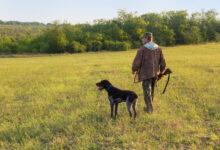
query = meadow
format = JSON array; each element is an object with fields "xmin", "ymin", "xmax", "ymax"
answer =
[{"xmin": 0, "ymin": 43, "xmax": 219, "ymax": 149}]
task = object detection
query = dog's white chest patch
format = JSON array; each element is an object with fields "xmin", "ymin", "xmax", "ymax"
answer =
[
  {"xmin": 115, "ymin": 98, "xmax": 123, "ymax": 103},
  {"xmin": 108, "ymin": 96, "xmax": 114, "ymax": 104}
]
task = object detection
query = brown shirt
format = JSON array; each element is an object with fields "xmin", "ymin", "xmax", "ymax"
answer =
[{"xmin": 132, "ymin": 46, "xmax": 166, "ymax": 82}]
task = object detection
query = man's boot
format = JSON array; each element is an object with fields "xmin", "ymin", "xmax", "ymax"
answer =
[
  {"xmin": 149, "ymin": 104, "xmax": 153, "ymax": 113},
  {"xmin": 143, "ymin": 104, "xmax": 153, "ymax": 114}
]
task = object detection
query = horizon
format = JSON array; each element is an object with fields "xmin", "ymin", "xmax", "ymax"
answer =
[
  {"xmin": 0, "ymin": 9, "xmax": 220, "ymax": 26},
  {"xmin": 0, "ymin": 0, "xmax": 220, "ymax": 25}
]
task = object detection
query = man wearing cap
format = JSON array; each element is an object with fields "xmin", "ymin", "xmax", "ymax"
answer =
[{"xmin": 132, "ymin": 32, "xmax": 166, "ymax": 113}]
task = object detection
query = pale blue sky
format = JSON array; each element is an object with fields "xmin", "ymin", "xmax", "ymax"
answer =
[{"xmin": 0, "ymin": 0, "xmax": 219, "ymax": 24}]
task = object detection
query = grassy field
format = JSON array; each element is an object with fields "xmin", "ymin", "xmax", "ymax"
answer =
[{"xmin": 0, "ymin": 43, "xmax": 219, "ymax": 149}]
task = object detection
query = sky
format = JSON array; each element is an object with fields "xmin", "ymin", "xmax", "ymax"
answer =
[{"xmin": 0, "ymin": 0, "xmax": 219, "ymax": 24}]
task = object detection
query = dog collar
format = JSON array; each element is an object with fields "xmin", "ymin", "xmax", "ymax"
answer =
[{"xmin": 105, "ymin": 84, "xmax": 113, "ymax": 91}]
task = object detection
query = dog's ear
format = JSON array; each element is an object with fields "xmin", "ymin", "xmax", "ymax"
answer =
[{"xmin": 103, "ymin": 80, "xmax": 111, "ymax": 87}]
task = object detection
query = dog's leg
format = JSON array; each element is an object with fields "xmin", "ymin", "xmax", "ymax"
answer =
[
  {"xmin": 132, "ymin": 99, "xmax": 137, "ymax": 119},
  {"xmin": 110, "ymin": 103, "xmax": 114, "ymax": 118},
  {"xmin": 126, "ymin": 97, "xmax": 132, "ymax": 118},
  {"xmin": 114, "ymin": 103, "xmax": 118, "ymax": 119}
]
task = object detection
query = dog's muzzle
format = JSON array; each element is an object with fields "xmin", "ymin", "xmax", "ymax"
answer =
[{"xmin": 96, "ymin": 83, "xmax": 104, "ymax": 91}]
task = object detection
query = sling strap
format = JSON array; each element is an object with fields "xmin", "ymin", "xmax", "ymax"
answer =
[
  {"xmin": 156, "ymin": 68, "xmax": 172, "ymax": 94},
  {"xmin": 162, "ymin": 73, "xmax": 171, "ymax": 94}
]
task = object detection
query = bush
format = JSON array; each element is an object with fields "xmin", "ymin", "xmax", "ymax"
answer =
[
  {"xmin": 67, "ymin": 41, "xmax": 86, "ymax": 53},
  {"xmin": 103, "ymin": 40, "xmax": 115, "ymax": 50},
  {"xmin": 7, "ymin": 42, "xmax": 18, "ymax": 53},
  {"xmin": 115, "ymin": 41, "xmax": 131, "ymax": 51},
  {"xmin": 16, "ymin": 39, "xmax": 32, "ymax": 53},
  {"xmin": 103, "ymin": 40, "xmax": 131, "ymax": 51},
  {"xmin": 131, "ymin": 41, "xmax": 141, "ymax": 49},
  {"xmin": 86, "ymin": 41, "xmax": 102, "ymax": 51},
  {"xmin": 47, "ymin": 27, "xmax": 68, "ymax": 53},
  {"xmin": 183, "ymin": 26, "xmax": 202, "ymax": 44},
  {"xmin": 214, "ymin": 32, "xmax": 220, "ymax": 42},
  {"xmin": 92, "ymin": 41, "xmax": 102, "ymax": 51},
  {"xmin": 0, "ymin": 40, "xmax": 18, "ymax": 54},
  {"xmin": 31, "ymin": 35, "xmax": 50, "ymax": 53}
]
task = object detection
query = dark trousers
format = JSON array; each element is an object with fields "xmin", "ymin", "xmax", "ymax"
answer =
[{"xmin": 142, "ymin": 77, "xmax": 156, "ymax": 112}]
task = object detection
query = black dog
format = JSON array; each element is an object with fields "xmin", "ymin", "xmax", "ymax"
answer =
[{"xmin": 96, "ymin": 80, "xmax": 138, "ymax": 119}]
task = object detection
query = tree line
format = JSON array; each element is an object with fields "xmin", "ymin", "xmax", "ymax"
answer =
[{"xmin": 0, "ymin": 9, "xmax": 219, "ymax": 54}]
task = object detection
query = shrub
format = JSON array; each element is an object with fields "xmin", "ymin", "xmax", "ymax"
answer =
[
  {"xmin": 86, "ymin": 41, "xmax": 102, "ymax": 51},
  {"xmin": 103, "ymin": 40, "xmax": 115, "ymax": 50},
  {"xmin": 31, "ymin": 35, "xmax": 50, "ymax": 53},
  {"xmin": 215, "ymin": 32, "xmax": 220, "ymax": 42},
  {"xmin": 115, "ymin": 41, "xmax": 131, "ymax": 51},
  {"xmin": 183, "ymin": 26, "xmax": 202, "ymax": 44},
  {"xmin": 131, "ymin": 41, "xmax": 141, "ymax": 49},
  {"xmin": 47, "ymin": 27, "xmax": 68, "ymax": 53},
  {"xmin": 0, "ymin": 41, "xmax": 18, "ymax": 54},
  {"xmin": 92, "ymin": 41, "xmax": 102, "ymax": 51},
  {"xmin": 16, "ymin": 39, "xmax": 32, "ymax": 53},
  {"xmin": 103, "ymin": 40, "xmax": 131, "ymax": 51},
  {"xmin": 67, "ymin": 41, "xmax": 86, "ymax": 53}
]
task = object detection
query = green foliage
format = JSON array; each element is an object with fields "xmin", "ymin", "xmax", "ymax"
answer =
[
  {"xmin": 67, "ymin": 41, "xmax": 86, "ymax": 53},
  {"xmin": 103, "ymin": 40, "xmax": 115, "ymax": 50},
  {"xmin": 16, "ymin": 39, "xmax": 33, "ymax": 53},
  {"xmin": 46, "ymin": 25, "xmax": 68, "ymax": 53},
  {"xmin": 215, "ymin": 32, "xmax": 220, "ymax": 42},
  {"xmin": 116, "ymin": 41, "xmax": 131, "ymax": 51},
  {"xmin": 141, "ymin": 13, "xmax": 175, "ymax": 46},
  {"xmin": 104, "ymin": 40, "xmax": 131, "ymax": 51},
  {"xmin": 117, "ymin": 10, "xmax": 148, "ymax": 41},
  {"xmin": 199, "ymin": 9, "xmax": 219, "ymax": 42},
  {"xmin": 131, "ymin": 41, "xmax": 141, "ymax": 49},
  {"xmin": 163, "ymin": 10, "xmax": 189, "ymax": 44},
  {"xmin": 86, "ymin": 41, "xmax": 102, "ymax": 51},
  {"xmin": 30, "ymin": 34, "xmax": 50, "ymax": 53},
  {"xmin": 0, "ymin": 20, "xmax": 45, "ymax": 26},
  {"xmin": 0, "ymin": 9, "xmax": 219, "ymax": 53},
  {"xmin": 183, "ymin": 26, "xmax": 202, "ymax": 44},
  {"xmin": 0, "ymin": 37, "xmax": 18, "ymax": 53},
  {"xmin": 92, "ymin": 20, "xmax": 128, "ymax": 41}
]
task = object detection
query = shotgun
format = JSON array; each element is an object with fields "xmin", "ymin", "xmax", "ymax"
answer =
[
  {"xmin": 157, "ymin": 68, "xmax": 172, "ymax": 94},
  {"xmin": 157, "ymin": 68, "xmax": 172, "ymax": 81}
]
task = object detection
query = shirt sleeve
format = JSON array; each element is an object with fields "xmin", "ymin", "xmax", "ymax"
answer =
[
  {"xmin": 159, "ymin": 48, "xmax": 166, "ymax": 73},
  {"xmin": 132, "ymin": 48, "xmax": 143, "ymax": 72}
]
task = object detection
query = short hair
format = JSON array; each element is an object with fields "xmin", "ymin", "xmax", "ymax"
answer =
[{"xmin": 147, "ymin": 36, "xmax": 152, "ymax": 41}]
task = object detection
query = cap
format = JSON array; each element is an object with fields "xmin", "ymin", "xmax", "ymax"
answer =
[{"xmin": 140, "ymin": 32, "xmax": 153, "ymax": 39}]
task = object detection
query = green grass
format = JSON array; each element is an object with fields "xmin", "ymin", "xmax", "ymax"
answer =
[{"xmin": 0, "ymin": 43, "xmax": 219, "ymax": 149}]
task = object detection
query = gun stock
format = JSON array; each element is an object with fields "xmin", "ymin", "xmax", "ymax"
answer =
[{"xmin": 157, "ymin": 68, "xmax": 172, "ymax": 81}]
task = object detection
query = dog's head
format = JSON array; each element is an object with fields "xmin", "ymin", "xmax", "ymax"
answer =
[{"xmin": 96, "ymin": 80, "xmax": 111, "ymax": 91}]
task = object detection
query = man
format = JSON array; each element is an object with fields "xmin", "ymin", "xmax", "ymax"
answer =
[{"xmin": 132, "ymin": 32, "xmax": 166, "ymax": 113}]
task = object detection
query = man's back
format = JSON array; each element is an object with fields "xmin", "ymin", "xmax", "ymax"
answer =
[{"xmin": 132, "ymin": 44, "xmax": 166, "ymax": 82}]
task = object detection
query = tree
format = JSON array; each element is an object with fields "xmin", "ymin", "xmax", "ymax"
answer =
[
  {"xmin": 67, "ymin": 41, "xmax": 86, "ymax": 53},
  {"xmin": 162, "ymin": 11, "xmax": 189, "ymax": 44},
  {"xmin": 117, "ymin": 10, "xmax": 148, "ymax": 41},
  {"xmin": 199, "ymin": 9, "xmax": 219, "ymax": 41},
  {"xmin": 183, "ymin": 26, "xmax": 202, "ymax": 44},
  {"xmin": 141, "ymin": 13, "xmax": 175, "ymax": 46},
  {"xmin": 47, "ymin": 24, "xmax": 68, "ymax": 53}
]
